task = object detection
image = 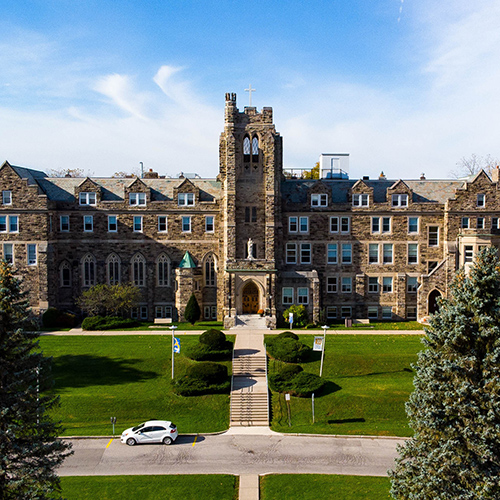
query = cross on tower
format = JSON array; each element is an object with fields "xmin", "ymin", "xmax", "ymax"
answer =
[{"xmin": 245, "ymin": 84, "xmax": 256, "ymax": 106}]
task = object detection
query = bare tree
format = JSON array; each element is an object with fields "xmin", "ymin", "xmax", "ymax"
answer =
[
  {"xmin": 451, "ymin": 154, "xmax": 500, "ymax": 178},
  {"xmin": 47, "ymin": 167, "xmax": 95, "ymax": 178}
]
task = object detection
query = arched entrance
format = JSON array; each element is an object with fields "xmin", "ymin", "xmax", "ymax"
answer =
[
  {"xmin": 428, "ymin": 289, "xmax": 442, "ymax": 314},
  {"xmin": 242, "ymin": 281, "xmax": 260, "ymax": 314}
]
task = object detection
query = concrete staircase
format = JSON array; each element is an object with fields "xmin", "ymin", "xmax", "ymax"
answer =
[{"xmin": 231, "ymin": 314, "xmax": 269, "ymax": 330}]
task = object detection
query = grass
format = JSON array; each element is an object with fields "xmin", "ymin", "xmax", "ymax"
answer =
[
  {"xmin": 260, "ymin": 474, "xmax": 390, "ymax": 500},
  {"xmin": 80, "ymin": 320, "xmax": 224, "ymax": 331},
  {"xmin": 267, "ymin": 334, "xmax": 424, "ymax": 436},
  {"xmin": 58, "ymin": 475, "xmax": 238, "ymax": 500},
  {"xmin": 39, "ymin": 335, "xmax": 232, "ymax": 436},
  {"xmin": 277, "ymin": 321, "xmax": 424, "ymax": 331}
]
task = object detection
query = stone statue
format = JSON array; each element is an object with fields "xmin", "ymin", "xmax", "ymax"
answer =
[{"xmin": 247, "ymin": 238, "xmax": 254, "ymax": 260}]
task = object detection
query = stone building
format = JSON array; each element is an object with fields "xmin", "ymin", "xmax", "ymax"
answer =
[{"xmin": 1, "ymin": 93, "xmax": 498, "ymax": 327}]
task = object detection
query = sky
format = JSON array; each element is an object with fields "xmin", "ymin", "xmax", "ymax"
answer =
[{"xmin": 1, "ymin": 0, "xmax": 499, "ymax": 180}]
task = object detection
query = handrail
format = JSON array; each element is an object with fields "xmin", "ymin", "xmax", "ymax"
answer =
[
  {"xmin": 229, "ymin": 341, "xmax": 235, "ymax": 421},
  {"xmin": 264, "ymin": 342, "xmax": 269, "ymax": 425}
]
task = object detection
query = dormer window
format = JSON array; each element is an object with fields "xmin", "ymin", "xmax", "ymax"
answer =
[
  {"xmin": 178, "ymin": 193, "xmax": 195, "ymax": 206},
  {"xmin": 477, "ymin": 194, "xmax": 485, "ymax": 207},
  {"xmin": 79, "ymin": 192, "xmax": 96, "ymax": 205},
  {"xmin": 129, "ymin": 193, "xmax": 146, "ymax": 206},
  {"xmin": 311, "ymin": 193, "xmax": 328, "ymax": 207},
  {"xmin": 352, "ymin": 194, "xmax": 369, "ymax": 207},
  {"xmin": 392, "ymin": 194, "xmax": 408, "ymax": 207}
]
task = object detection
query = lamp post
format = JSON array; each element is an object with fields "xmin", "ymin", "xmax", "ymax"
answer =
[
  {"xmin": 169, "ymin": 325, "xmax": 177, "ymax": 379},
  {"xmin": 320, "ymin": 325, "xmax": 329, "ymax": 377},
  {"xmin": 228, "ymin": 295, "xmax": 232, "ymax": 317}
]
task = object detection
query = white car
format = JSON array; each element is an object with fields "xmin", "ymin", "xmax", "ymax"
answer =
[{"xmin": 120, "ymin": 420, "xmax": 178, "ymax": 446}]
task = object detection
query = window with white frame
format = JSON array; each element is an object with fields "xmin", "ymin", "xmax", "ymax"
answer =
[
  {"xmin": 2, "ymin": 190, "xmax": 12, "ymax": 205},
  {"xmin": 300, "ymin": 243, "xmax": 311, "ymax": 264},
  {"xmin": 341, "ymin": 243, "xmax": 352, "ymax": 264},
  {"xmin": 371, "ymin": 217, "xmax": 380, "ymax": 233},
  {"xmin": 408, "ymin": 217, "xmax": 419, "ymax": 234},
  {"xmin": 369, "ymin": 244, "xmax": 379, "ymax": 264},
  {"xmin": 311, "ymin": 193, "xmax": 328, "ymax": 207},
  {"xmin": 82, "ymin": 254, "xmax": 96, "ymax": 287},
  {"xmin": 382, "ymin": 217, "xmax": 391, "ymax": 233},
  {"xmin": 493, "ymin": 217, "xmax": 500, "ymax": 230},
  {"xmin": 3, "ymin": 243, "xmax": 13, "ymax": 264},
  {"xmin": 428, "ymin": 226, "xmax": 439, "ymax": 246},
  {"xmin": 352, "ymin": 193, "xmax": 369, "ymax": 207},
  {"xmin": 382, "ymin": 276, "xmax": 393, "ymax": 293},
  {"xmin": 407, "ymin": 306, "xmax": 417, "ymax": 320},
  {"xmin": 157, "ymin": 253, "xmax": 171, "ymax": 287},
  {"xmin": 60, "ymin": 215, "xmax": 70, "ymax": 232},
  {"xmin": 182, "ymin": 216, "xmax": 191, "ymax": 232},
  {"xmin": 139, "ymin": 306, "xmax": 148, "ymax": 320},
  {"xmin": 9, "ymin": 216, "xmax": 18, "ymax": 233},
  {"xmin": 408, "ymin": 243, "xmax": 418, "ymax": 264},
  {"xmin": 326, "ymin": 306, "xmax": 337, "ymax": 319},
  {"xmin": 341, "ymin": 276, "xmax": 352, "ymax": 293},
  {"xmin": 60, "ymin": 261, "xmax": 71, "ymax": 287},
  {"xmin": 155, "ymin": 305, "xmax": 172, "ymax": 318},
  {"xmin": 477, "ymin": 217, "xmax": 485, "ymax": 230},
  {"xmin": 327, "ymin": 244, "xmax": 338, "ymax": 264},
  {"xmin": 297, "ymin": 287, "xmax": 309, "ymax": 304},
  {"xmin": 205, "ymin": 216, "xmax": 214, "ymax": 233},
  {"xmin": 368, "ymin": 276, "xmax": 379, "ymax": 293},
  {"xmin": 382, "ymin": 307, "xmax": 393, "ymax": 319},
  {"xmin": 289, "ymin": 216, "xmax": 298, "ymax": 233},
  {"xmin": 131, "ymin": 253, "xmax": 146, "ymax": 287},
  {"xmin": 79, "ymin": 192, "xmax": 96, "ymax": 205},
  {"xmin": 407, "ymin": 276, "xmax": 418, "ymax": 292},
  {"xmin": 392, "ymin": 194, "xmax": 408, "ymax": 207},
  {"xmin": 299, "ymin": 216, "xmax": 309, "ymax": 233},
  {"xmin": 286, "ymin": 243, "xmax": 297, "ymax": 264},
  {"xmin": 464, "ymin": 245, "xmax": 474, "ymax": 263},
  {"xmin": 368, "ymin": 306, "xmax": 378, "ymax": 319},
  {"xmin": 27, "ymin": 244, "xmax": 37, "ymax": 265},
  {"xmin": 0, "ymin": 216, "xmax": 6, "ymax": 233},
  {"xmin": 461, "ymin": 217, "xmax": 469, "ymax": 229},
  {"xmin": 108, "ymin": 215, "xmax": 117, "ymax": 232},
  {"xmin": 341, "ymin": 306, "xmax": 352, "ymax": 318},
  {"xmin": 158, "ymin": 216, "xmax": 168, "ymax": 232},
  {"xmin": 133, "ymin": 216, "xmax": 143, "ymax": 232},
  {"xmin": 83, "ymin": 215, "xmax": 93, "ymax": 232},
  {"xmin": 477, "ymin": 194, "xmax": 485, "ymax": 207},
  {"xmin": 178, "ymin": 193, "xmax": 194, "ymax": 206},
  {"xmin": 330, "ymin": 216, "xmax": 339, "ymax": 233},
  {"xmin": 282, "ymin": 287, "xmax": 294, "ymax": 304},
  {"xmin": 129, "ymin": 193, "xmax": 146, "ymax": 206},
  {"xmin": 106, "ymin": 253, "xmax": 121, "ymax": 285},
  {"xmin": 326, "ymin": 276, "xmax": 337, "ymax": 293},
  {"xmin": 341, "ymin": 217, "xmax": 350, "ymax": 233},
  {"xmin": 204, "ymin": 254, "xmax": 216, "ymax": 286},
  {"xmin": 383, "ymin": 244, "xmax": 393, "ymax": 264}
]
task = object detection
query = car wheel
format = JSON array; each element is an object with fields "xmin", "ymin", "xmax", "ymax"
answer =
[
  {"xmin": 126, "ymin": 438, "xmax": 137, "ymax": 446},
  {"xmin": 162, "ymin": 436, "xmax": 173, "ymax": 445}
]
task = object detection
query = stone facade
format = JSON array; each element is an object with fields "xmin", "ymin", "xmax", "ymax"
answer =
[{"xmin": 1, "ymin": 94, "xmax": 498, "ymax": 326}]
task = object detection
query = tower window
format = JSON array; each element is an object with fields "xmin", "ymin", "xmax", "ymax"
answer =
[{"xmin": 252, "ymin": 136, "xmax": 259, "ymax": 156}]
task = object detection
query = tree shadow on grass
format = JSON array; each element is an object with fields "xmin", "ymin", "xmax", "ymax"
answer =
[
  {"xmin": 315, "ymin": 380, "xmax": 342, "ymax": 397},
  {"xmin": 340, "ymin": 367, "xmax": 413, "ymax": 378},
  {"xmin": 51, "ymin": 355, "xmax": 160, "ymax": 390}
]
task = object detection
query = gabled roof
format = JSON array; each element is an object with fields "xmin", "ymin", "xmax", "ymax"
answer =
[{"xmin": 178, "ymin": 251, "xmax": 197, "ymax": 268}]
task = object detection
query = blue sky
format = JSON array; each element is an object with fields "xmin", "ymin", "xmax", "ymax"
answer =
[{"xmin": 1, "ymin": 1, "xmax": 499, "ymax": 179}]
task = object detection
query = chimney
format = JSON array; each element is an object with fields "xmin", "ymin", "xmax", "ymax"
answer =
[
  {"xmin": 491, "ymin": 166, "xmax": 500, "ymax": 183},
  {"xmin": 420, "ymin": 173, "xmax": 426, "ymax": 180},
  {"xmin": 379, "ymin": 171, "xmax": 386, "ymax": 180},
  {"xmin": 143, "ymin": 168, "xmax": 159, "ymax": 179}
]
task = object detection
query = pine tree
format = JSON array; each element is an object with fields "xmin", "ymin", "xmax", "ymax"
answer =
[
  {"xmin": 390, "ymin": 247, "xmax": 500, "ymax": 499},
  {"xmin": 184, "ymin": 294, "xmax": 201, "ymax": 325},
  {"xmin": 0, "ymin": 262, "xmax": 71, "ymax": 499}
]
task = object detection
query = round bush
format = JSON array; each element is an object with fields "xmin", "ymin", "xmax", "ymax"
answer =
[
  {"xmin": 200, "ymin": 329, "xmax": 227, "ymax": 350},
  {"xmin": 187, "ymin": 362, "xmax": 228, "ymax": 385},
  {"xmin": 277, "ymin": 331, "xmax": 299, "ymax": 340},
  {"xmin": 280, "ymin": 364, "xmax": 303, "ymax": 378},
  {"xmin": 269, "ymin": 364, "xmax": 303, "ymax": 392},
  {"xmin": 290, "ymin": 371, "xmax": 324, "ymax": 397},
  {"xmin": 266, "ymin": 336, "xmax": 311, "ymax": 363},
  {"xmin": 187, "ymin": 343, "xmax": 232, "ymax": 361}
]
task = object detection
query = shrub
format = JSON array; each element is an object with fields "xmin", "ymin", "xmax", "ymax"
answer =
[
  {"xmin": 187, "ymin": 362, "xmax": 228, "ymax": 384},
  {"xmin": 269, "ymin": 364, "xmax": 303, "ymax": 392},
  {"xmin": 282, "ymin": 304, "xmax": 309, "ymax": 328},
  {"xmin": 277, "ymin": 331, "xmax": 299, "ymax": 340},
  {"xmin": 42, "ymin": 308, "xmax": 77, "ymax": 328},
  {"xmin": 266, "ymin": 335, "xmax": 311, "ymax": 363},
  {"xmin": 269, "ymin": 366, "xmax": 324, "ymax": 397},
  {"xmin": 200, "ymin": 329, "xmax": 227, "ymax": 350},
  {"xmin": 81, "ymin": 315, "xmax": 139, "ymax": 331},
  {"xmin": 174, "ymin": 361, "xmax": 230, "ymax": 396},
  {"xmin": 184, "ymin": 294, "xmax": 201, "ymax": 325},
  {"xmin": 187, "ymin": 330, "xmax": 232, "ymax": 361}
]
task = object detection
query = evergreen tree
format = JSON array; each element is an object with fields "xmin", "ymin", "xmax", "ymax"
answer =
[
  {"xmin": 184, "ymin": 294, "xmax": 201, "ymax": 325},
  {"xmin": 0, "ymin": 262, "xmax": 71, "ymax": 499},
  {"xmin": 390, "ymin": 247, "xmax": 500, "ymax": 499}
]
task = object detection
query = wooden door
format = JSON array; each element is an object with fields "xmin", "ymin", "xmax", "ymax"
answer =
[{"xmin": 242, "ymin": 282, "xmax": 259, "ymax": 314}]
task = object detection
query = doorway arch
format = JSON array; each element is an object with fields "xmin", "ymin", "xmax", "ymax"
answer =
[
  {"xmin": 428, "ymin": 289, "xmax": 442, "ymax": 314},
  {"xmin": 242, "ymin": 281, "xmax": 260, "ymax": 314}
]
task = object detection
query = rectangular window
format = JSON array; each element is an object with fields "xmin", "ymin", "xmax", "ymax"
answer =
[
  {"xmin": 2, "ymin": 190, "xmax": 12, "ymax": 205},
  {"xmin": 299, "ymin": 216, "xmax": 309, "ymax": 233},
  {"xmin": 155, "ymin": 305, "xmax": 173, "ymax": 319},
  {"xmin": 477, "ymin": 194, "xmax": 485, "ymax": 207},
  {"xmin": 251, "ymin": 207, "xmax": 257, "ymax": 223},
  {"xmin": 428, "ymin": 226, "xmax": 439, "ymax": 246},
  {"xmin": 392, "ymin": 194, "xmax": 408, "ymax": 207},
  {"xmin": 330, "ymin": 217, "xmax": 339, "ymax": 233},
  {"xmin": 300, "ymin": 243, "xmax": 311, "ymax": 264},
  {"xmin": 341, "ymin": 306, "xmax": 352, "ymax": 318},
  {"xmin": 203, "ymin": 306, "xmax": 211, "ymax": 319},
  {"xmin": 371, "ymin": 217, "xmax": 380, "ymax": 233},
  {"xmin": 129, "ymin": 193, "xmax": 146, "ymax": 206},
  {"xmin": 428, "ymin": 261, "xmax": 438, "ymax": 273},
  {"xmin": 341, "ymin": 276, "xmax": 352, "ymax": 293},
  {"xmin": 408, "ymin": 243, "xmax": 418, "ymax": 264},
  {"xmin": 341, "ymin": 217, "xmax": 350, "ymax": 233},
  {"xmin": 79, "ymin": 192, "xmax": 96, "ymax": 205},
  {"xmin": 368, "ymin": 306, "xmax": 378, "ymax": 319},
  {"xmin": 140, "ymin": 306, "xmax": 148, "ymax": 320},
  {"xmin": 326, "ymin": 306, "xmax": 337, "ymax": 319},
  {"xmin": 108, "ymin": 215, "xmax": 117, "ymax": 232},
  {"xmin": 326, "ymin": 276, "xmax": 337, "ymax": 293},
  {"xmin": 286, "ymin": 243, "xmax": 297, "ymax": 264},
  {"xmin": 289, "ymin": 216, "xmax": 298, "ymax": 233},
  {"xmin": 133, "ymin": 216, "xmax": 143, "ymax": 232},
  {"xmin": 0, "ymin": 216, "xmax": 6, "ymax": 232},
  {"xmin": 382, "ymin": 276, "xmax": 393, "ymax": 293},
  {"xmin": 158, "ymin": 216, "xmax": 168, "ymax": 232},
  {"xmin": 383, "ymin": 244, "xmax": 393, "ymax": 264},
  {"xmin": 3, "ymin": 243, "xmax": 13, "ymax": 264},
  {"xmin": 178, "ymin": 193, "xmax": 194, "ymax": 206},
  {"xmin": 182, "ymin": 216, "xmax": 191, "ymax": 232},
  {"xmin": 382, "ymin": 217, "xmax": 391, "ymax": 233},
  {"xmin": 368, "ymin": 244, "xmax": 379, "ymax": 264},
  {"xmin": 282, "ymin": 287, "xmax": 294, "ymax": 304},
  {"xmin": 205, "ymin": 216, "xmax": 214, "ymax": 233},
  {"xmin": 297, "ymin": 287, "xmax": 309, "ymax": 304},
  {"xmin": 368, "ymin": 276, "xmax": 379, "ymax": 293},
  {"xmin": 60, "ymin": 215, "xmax": 70, "ymax": 232},
  {"xmin": 341, "ymin": 243, "xmax": 352, "ymax": 264},
  {"xmin": 407, "ymin": 306, "xmax": 417, "ymax": 320},
  {"xmin": 83, "ymin": 215, "xmax": 93, "ymax": 232},
  {"xmin": 464, "ymin": 245, "xmax": 474, "ymax": 263},
  {"xmin": 352, "ymin": 193, "xmax": 369, "ymax": 207},
  {"xmin": 408, "ymin": 217, "xmax": 419, "ymax": 234},
  {"xmin": 477, "ymin": 217, "xmax": 485, "ymax": 230},
  {"xmin": 407, "ymin": 276, "xmax": 418, "ymax": 292},
  {"xmin": 382, "ymin": 307, "xmax": 392, "ymax": 319},
  {"xmin": 461, "ymin": 217, "xmax": 469, "ymax": 229},
  {"xmin": 327, "ymin": 244, "xmax": 338, "ymax": 264},
  {"xmin": 493, "ymin": 217, "xmax": 499, "ymax": 230},
  {"xmin": 311, "ymin": 193, "xmax": 328, "ymax": 207},
  {"xmin": 61, "ymin": 265, "xmax": 71, "ymax": 287},
  {"xmin": 9, "ymin": 216, "xmax": 18, "ymax": 233},
  {"xmin": 211, "ymin": 306, "xmax": 217, "ymax": 320},
  {"xmin": 27, "ymin": 244, "xmax": 37, "ymax": 265}
]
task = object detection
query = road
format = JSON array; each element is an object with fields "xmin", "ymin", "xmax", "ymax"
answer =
[{"xmin": 59, "ymin": 433, "xmax": 404, "ymax": 477}]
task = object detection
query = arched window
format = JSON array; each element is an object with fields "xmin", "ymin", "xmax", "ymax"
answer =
[
  {"xmin": 106, "ymin": 253, "xmax": 121, "ymax": 285},
  {"xmin": 60, "ymin": 261, "xmax": 71, "ymax": 287},
  {"xmin": 252, "ymin": 136, "xmax": 259, "ymax": 156},
  {"xmin": 81, "ymin": 254, "xmax": 96, "ymax": 287},
  {"xmin": 157, "ymin": 253, "xmax": 171, "ymax": 287},
  {"xmin": 243, "ymin": 136, "xmax": 251, "ymax": 155},
  {"xmin": 204, "ymin": 254, "xmax": 217, "ymax": 287},
  {"xmin": 131, "ymin": 253, "xmax": 146, "ymax": 287}
]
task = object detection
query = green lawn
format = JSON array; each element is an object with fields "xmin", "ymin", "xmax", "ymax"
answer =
[
  {"xmin": 260, "ymin": 474, "xmax": 390, "ymax": 500},
  {"xmin": 59, "ymin": 475, "xmax": 237, "ymax": 500},
  {"xmin": 81, "ymin": 321, "xmax": 224, "ymax": 331},
  {"xmin": 277, "ymin": 321, "xmax": 424, "ymax": 331},
  {"xmin": 39, "ymin": 335, "xmax": 232, "ymax": 436},
  {"xmin": 267, "ymin": 334, "xmax": 424, "ymax": 436}
]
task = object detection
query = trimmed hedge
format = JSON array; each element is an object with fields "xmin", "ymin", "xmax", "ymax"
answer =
[
  {"xmin": 42, "ymin": 308, "xmax": 78, "ymax": 329},
  {"xmin": 186, "ymin": 330, "xmax": 232, "ymax": 361},
  {"xmin": 174, "ymin": 361, "xmax": 230, "ymax": 396},
  {"xmin": 81, "ymin": 315, "xmax": 139, "ymax": 331},
  {"xmin": 269, "ymin": 365, "xmax": 324, "ymax": 397},
  {"xmin": 266, "ymin": 333, "xmax": 311, "ymax": 363}
]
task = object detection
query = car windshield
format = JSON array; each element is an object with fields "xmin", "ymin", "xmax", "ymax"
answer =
[
  {"xmin": 132, "ymin": 423, "xmax": 145, "ymax": 432},
  {"xmin": 169, "ymin": 423, "xmax": 176, "ymax": 429}
]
